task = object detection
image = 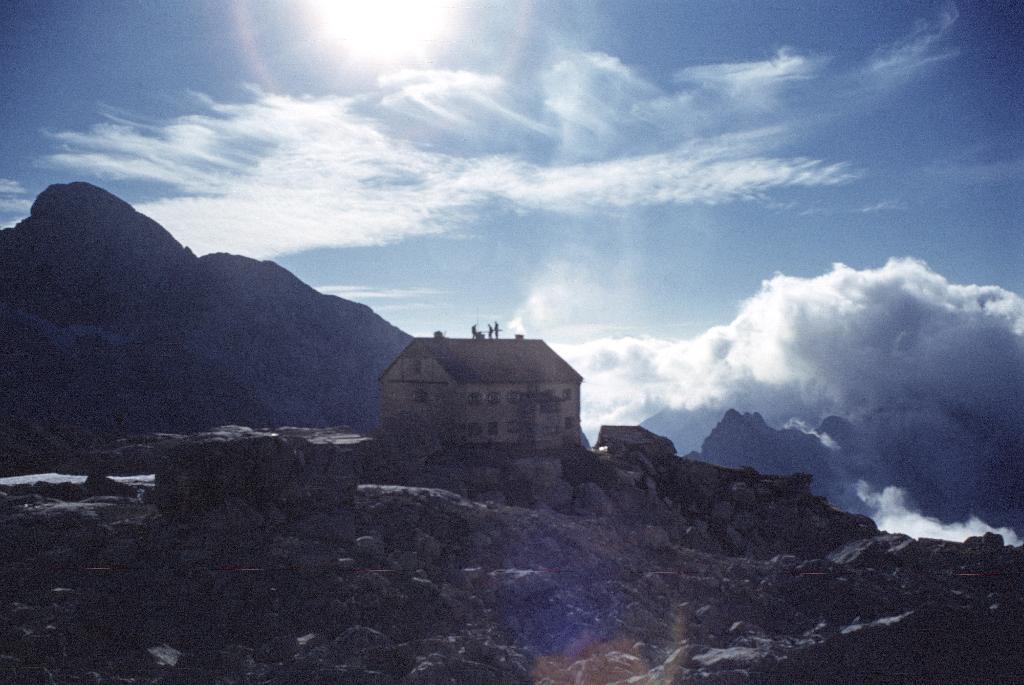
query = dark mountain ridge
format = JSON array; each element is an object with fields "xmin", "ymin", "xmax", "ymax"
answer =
[
  {"xmin": 653, "ymin": 404, "xmax": 1024, "ymax": 533},
  {"xmin": 0, "ymin": 182, "xmax": 410, "ymax": 445}
]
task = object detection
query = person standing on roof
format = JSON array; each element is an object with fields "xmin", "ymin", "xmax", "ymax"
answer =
[{"xmin": 493, "ymin": 321, "xmax": 501, "ymax": 339}]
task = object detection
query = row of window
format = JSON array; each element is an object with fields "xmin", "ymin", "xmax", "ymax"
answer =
[
  {"xmin": 456, "ymin": 417, "xmax": 576, "ymax": 436},
  {"xmin": 413, "ymin": 388, "xmax": 575, "ymax": 405},
  {"xmin": 467, "ymin": 388, "xmax": 572, "ymax": 405}
]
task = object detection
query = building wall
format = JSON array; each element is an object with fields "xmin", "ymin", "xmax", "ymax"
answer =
[
  {"xmin": 448, "ymin": 381, "xmax": 581, "ymax": 447},
  {"xmin": 381, "ymin": 356, "xmax": 581, "ymax": 448},
  {"xmin": 380, "ymin": 353, "xmax": 455, "ymax": 432}
]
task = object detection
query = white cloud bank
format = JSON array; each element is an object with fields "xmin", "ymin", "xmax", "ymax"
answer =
[
  {"xmin": 556, "ymin": 257, "xmax": 1024, "ymax": 433},
  {"xmin": 553, "ymin": 258, "xmax": 1024, "ymax": 541},
  {"xmin": 856, "ymin": 481, "xmax": 1021, "ymax": 546}
]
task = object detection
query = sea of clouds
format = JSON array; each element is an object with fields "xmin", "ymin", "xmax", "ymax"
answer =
[{"xmin": 556, "ymin": 258, "xmax": 1024, "ymax": 543}]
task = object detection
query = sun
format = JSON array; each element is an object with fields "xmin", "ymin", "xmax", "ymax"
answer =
[{"xmin": 308, "ymin": 0, "xmax": 455, "ymax": 62}]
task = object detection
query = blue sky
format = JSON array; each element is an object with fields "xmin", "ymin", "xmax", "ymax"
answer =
[{"xmin": 1, "ymin": 0, "xmax": 1020, "ymax": 348}]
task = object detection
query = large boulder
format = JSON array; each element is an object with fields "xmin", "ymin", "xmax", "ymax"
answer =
[
  {"xmin": 506, "ymin": 458, "xmax": 573, "ymax": 511},
  {"xmin": 571, "ymin": 482, "xmax": 617, "ymax": 517},
  {"xmin": 154, "ymin": 431, "xmax": 358, "ymax": 520}
]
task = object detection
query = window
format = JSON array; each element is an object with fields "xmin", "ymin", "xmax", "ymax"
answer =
[
  {"xmin": 562, "ymin": 388, "xmax": 572, "ymax": 400},
  {"xmin": 487, "ymin": 392, "xmax": 500, "ymax": 405},
  {"xmin": 507, "ymin": 390, "xmax": 520, "ymax": 404},
  {"xmin": 506, "ymin": 420, "xmax": 519, "ymax": 434},
  {"xmin": 564, "ymin": 417, "xmax": 574, "ymax": 430},
  {"xmin": 412, "ymin": 389, "xmax": 428, "ymax": 403},
  {"xmin": 468, "ymin": 422, "xmax": 482, "ymax": 436},
  {"xmin": 487, "ymin": 422, "xmax": 498, "ymax": 436},
  {"xmin": 468, "ymin": 392, "xmax": 482, "ymax": 405}
]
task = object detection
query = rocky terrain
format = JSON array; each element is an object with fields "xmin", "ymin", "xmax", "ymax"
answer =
[
  {"xmin": 2, "ymin": 427, "xmax": 1021, "ymax": 683},
  {"xmin": 0, "ymin": 182, "xmax": 410, "ymax": 452}
]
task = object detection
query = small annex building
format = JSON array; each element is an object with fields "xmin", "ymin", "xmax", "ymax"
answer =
[
  {"xmin": 380, "ymin": 332, "xmax": 583, "ymax": 448},
  {"xmin": 594, "ymin": 425, "xmax": 676, "ymax": 458}
]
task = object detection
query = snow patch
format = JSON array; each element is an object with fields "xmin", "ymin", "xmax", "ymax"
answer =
[
  {"xmin": 0, "ymin": 473, "xmax": 85, "ymax": 486},
  {"xmin": 489, "ymin": 568, "xmax": 546, "ymax": 579},
  {"xmin": 840, "ymin": 610, "xmax": 914, "ymax": 635},
  {"xmin": 147, "ymin": 644, "xmax": 181, "ymax": 667},
  {"xmin": 0, "ymin": 473, "xmax": 155, "ymax": 487},
  {"xmin": 692, "ymin": 644, "xmax": 771, "ymax": 666},
  {"xmin": 357, "ymin": 484, "xmax": 477, "ymax": 505}
]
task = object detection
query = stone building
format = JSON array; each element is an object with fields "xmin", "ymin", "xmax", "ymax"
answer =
[{"xmin": 380, "ymin": 332, "xmax": 583, "ymax": 448}]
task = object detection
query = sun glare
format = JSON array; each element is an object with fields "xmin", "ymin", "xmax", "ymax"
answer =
[{"xmin": 309, "ymin": 0, "xmax": 455, "ymax": 62}]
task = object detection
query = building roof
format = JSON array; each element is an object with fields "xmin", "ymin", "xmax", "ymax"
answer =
[
  {"xmin": 595, "ymin": 425, "xmax": 669, "ymax": 448},
  {"xmin": 387, "ymin": 337, "xmax": 583, "ymax": 384}
]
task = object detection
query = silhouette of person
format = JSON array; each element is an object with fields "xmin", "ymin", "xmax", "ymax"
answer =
[
  {"xmin": 471, "ymin": 324, "xmax": 479, "ymax": 339},
  {"xmin": 493, "ymin": 321, "xmax": 501, "ymax": 339},
  {"xmin": 487, "ymin": 323, "xmax": 495, "ymax": 339}
]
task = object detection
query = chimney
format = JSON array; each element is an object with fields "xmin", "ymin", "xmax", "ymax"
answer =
[
  {"xmin": 515, "ymin": 334, "xmax": 524, "ymax": 340},
  {"xmin": 433, "ymin": 331, "xmax": 444, "ymax": 339}
]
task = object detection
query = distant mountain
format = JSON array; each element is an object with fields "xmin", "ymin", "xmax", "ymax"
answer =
[
  {"xmin": 0, "ymin": 182, "xmax": 410, "ymax": 439},
  {"xmin": 701, "ymin": 409, "xmax": 833, "ymax": 473},
  {"xmin": 696, "ymin": 409, "xmax": 855, "ymax": 508},
  {"xmin": 648, "ymin": 404, "xmax": 1024, "ymax": 531},
  {"xmin": 650, "ymin": 407, "xmax": 914, "ymax": 515}
]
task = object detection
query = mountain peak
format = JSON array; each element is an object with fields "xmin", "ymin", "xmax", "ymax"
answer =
[
  {"xmin": 23, "ymin": 182, "xmax": 188, "ymax": 259},
  {"xmin": 719, "ymin": 408, "xmax": 768, "ymax": 430},
  {"xmin": 0, "ymin": 182, "xmax": 197, "ymax": 330},
  {"xmin": 30, "ymin": 182, "xmax": 136, "ymax": 221}
]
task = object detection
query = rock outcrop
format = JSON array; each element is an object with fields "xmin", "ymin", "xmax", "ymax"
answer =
[
  {"xmin": 351, "ymin": 429, "xmax": 877, "ymax": 561},
  {"xmin": 1, "ymin": 431, "xmax": 1021, "ymax": 684},
  {"xmin": 154, "ymin": 428, "xmax": 361, "ymax": 526}
]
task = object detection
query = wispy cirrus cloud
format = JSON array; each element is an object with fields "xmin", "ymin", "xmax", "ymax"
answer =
[
  {"xmin": 542, "ymin": 51, "xmax": 662, "ymax": 159},
  {"xmin": 0, "ymin": 179, "xmax": 26, "ymax": 195},
  {"xmin": 42, "ymin": 4, "xmax": 963, "ymax": 259},
  {"xmin": 44, "ymin": 75, "xmax": 856, "ymax": 258},
  {"xmin": 676, "ymin": 47, "xmax": 828, "ymax": 111},
  {"xmin": 864, "ymin": 3, "xmax": 959, "ymax": 84},
  {"xmin": 316, "ymin": 284, "xmax": 446, "ymax": 300},
  {"xmin": 0, "ymin": 178, "xmax": 31, "ymax": 224},
  {"xmin": 859, "ymin": 199, "xmax": 906, "ymax": 213},
  {"xmin": 377, "ymin": 69, "xmax": 553, "ymax": 137},
  {"xmin": 42, "ymin": 1, "xmax": 960, "ymax": 258}
]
